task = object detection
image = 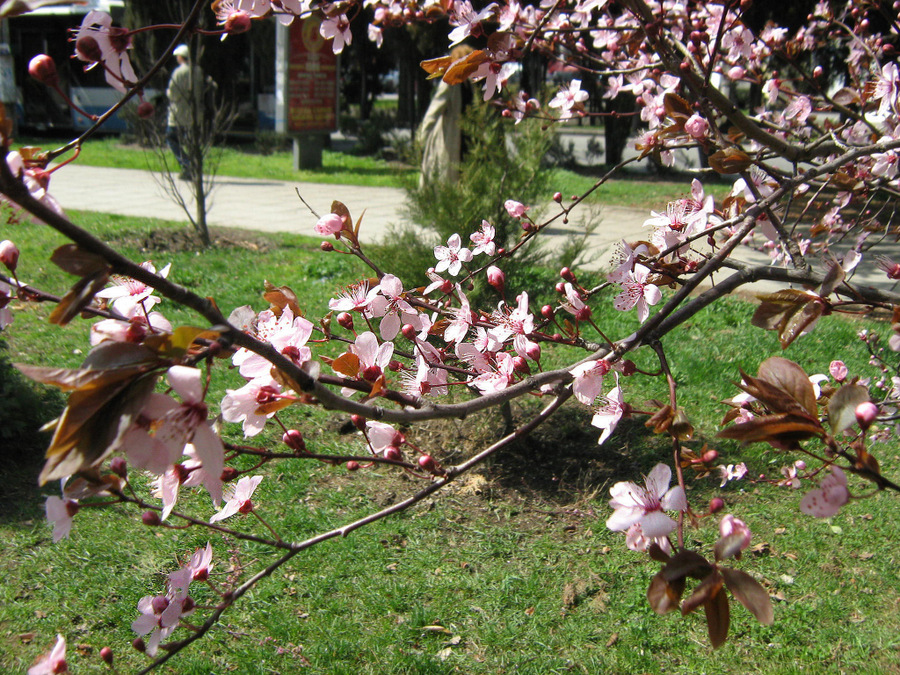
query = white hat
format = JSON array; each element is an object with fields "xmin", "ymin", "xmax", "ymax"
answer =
[{"xmin": 173, "ymin": 44, "xmax": 190, "ymax": 58}]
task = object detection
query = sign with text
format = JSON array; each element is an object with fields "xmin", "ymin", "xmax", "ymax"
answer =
[{"xmin": 277, "ymin": 16, "xmax": 338, "ymax": 134}]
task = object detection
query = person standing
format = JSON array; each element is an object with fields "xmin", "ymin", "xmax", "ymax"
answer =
[{"xmin": 166, "ymin": 44, "xmax": 204, "ymax": 180}]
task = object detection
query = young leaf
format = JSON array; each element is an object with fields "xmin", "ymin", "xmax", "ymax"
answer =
[
  {"xmin": 682, "ymin": 572, "xmax": 723, "ymax": 616},
  {"xmin": 647, "ymin": 571, "xmax": 685, "ymax": 615},
  {"xmin": 751, "ymin": 290, "xmax": 825, "ymax": 349},
  {"xmin": 331, "ymin": 352, "xmax": 360, "ymax": 377},
  {"xmin": 704, "ymin": 586, "xmax": 731, "ymax": 648},
  {"xmin": 757, "ymin": 356, "xmax": 818, "ymax": 417},
  {"xmin": 721, "ymin": 567, "xmax": 774, "ymax": 625}
]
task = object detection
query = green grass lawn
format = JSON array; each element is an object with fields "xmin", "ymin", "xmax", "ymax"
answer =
[{"xmin": 1, "ymin": 212, "xmax": 898, "ymax": 673}]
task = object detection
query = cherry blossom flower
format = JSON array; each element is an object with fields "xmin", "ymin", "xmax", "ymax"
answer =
[
  {"xmin": 368, "ymin": 274, "xmax": 421, "ymax": 340},
  {"xmin": 72, "ymin": 10, "xmax": 136, "ymax": 93},
  {"xmin": 45, "ymin": 496, "xmax": 78, "ymax": 543},
  {"xmin": 718, "ymin": 462, "xmax": 748, "ymax": 487},
  {"xmin": 548, "ymin": 79, "xmax": 589, "ymax": 120},
  {"xmin": 570, "ymin": 358, "xmax": 610, "ymax": 405},
  {"xmin": 28, "ymin": 634, "xmax": 67, "ymax": 675},
  {"xmin": 469, "ymin": 220, "xmax": 496, "ymax": 256},
  {"xmin": 96, "ymin": 262, "xmax": 170, "ymax": 317},
  {"xmin": 718, "ymin": 514, "xmax": 752, "ymax": 552},
  {"xmin": 210, "ymin": 475, "xmax": 263, "ymax": 522},
  {"xmin": 3, "ymin": 151, "xmax": 64, "ymax": 218},
  {"xmin": 125, "ymin": 366, "xmax": 223, "ymax": 492},
  {"xmin": 800, "ymin": 466, "xmax": 849, "ymax": 517},
  {"xmin": 613, "ymin": 264, "xmax": 661, "ymax": 323},
  {"xmin": 232, "ymin": 307, "xmax": 313, "ymax": 379},
  {"xmin": 131, "ymin": 584, "xmax": 193, "ymax": 656},
  {"xmin": 320, "ymin": 14, "xmax": 352, "ymax": 54},
  {"xmin": 220, "ymin": 377, "xmax": 284, "ymax": 437},
  {"xmin": 444, "ymin": 288, "xmax": 474, "ymax": 344},
  {"xmin": 873, "ymin": 61, "xmax": 900, "ymax": 117},
  {"xmin": 434, "ymin": 234, "xmax": 473, "ymax": 277},
  {"xmin": 329, "ymin": 281, "xmax": 375, "ymax": 314},
  {"xmin": 683, "ymin": 113, "xmax": 708, "ymax": 139},
  {"xmin": 591, "ymin": 376, "xmax": 626, "ymax": 445},
  {"xmin": 491, "ymin": 291, "xmax": 536, "ymax": 357},
  {"xmin": 365, "ymin": 421, "xmax": 403, "ymax": 452},
  {"xmin": 606, "ymin": 463, "xmax": 687, "ymax": 538},
  {"xmin": 448, "ymin": 0, "xmax": 497, "ymax": 45},
  {"xmin": 315, "ymin": 213, "xmax": 344, "ymax": 236},
  {"xmin": 625, "ymin": 522, "xmax": 672, "ymax": 555},
  {"xmin": 504, "ymin": 199, "xmax": 527, "ymax": 218},
  {"xmin": 348, "ymin": 330, "xmax": 394, "ymax": 382},
  {"xmin": 470, "ymin": 351, "xmax": 516, "ymax": 394}
]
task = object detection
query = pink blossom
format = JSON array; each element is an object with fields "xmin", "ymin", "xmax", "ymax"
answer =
[
  {"xmin": 73, "ymin": 10, "xmax": 136, "ymax": 93},
  {"xmin": 27, "ymin": 634, "xmax": 67, "ymax": 675},
  {"xmin": 800, "ymin": 466, "xmax": 849, "ymax": 517},
  {"xmin": 210, "ymin": 475, "xmax": 263, "ymax": 522},
  {"xmin": 612, "ymin": 264, "xmax": 662, "ymax": 323},
  {"xmin": 591, "ymin": 375, "xmax": 626, "ymax": 445},
  {"xmin": 570, "ymin": 359, "xmax": 610, "ymax": 405},
  {"xmin": 45, "ymin": 496, "xmax": 78, "ymax": 543},
  {"xmin": 606, "ymin": 463, "xmax": 687, "ymax": 538},
  {"xmin": 220, "ymin": 377, "xmax": 284, "ymax": 437},
  {"xmin": 874, "ymin": 62, "xmax": 900, "ymax": 116},
  {"xmin": 433, "ymin": 234, "xmax": 473, "ymax": 277},
  {"xmin": 319, "ymin": 14, "xmax": 352, "ymax": 54},
  {"xmin": 470, "ymin": 351, "xmax": 516, "ymax": 394},
  {"xmin": 829, "ymin": 360, "xmax": 848, "ymax": 382},
  {"xmin": 0, "ymin": 239, "xmax": 18, "ymax": 272},
  {"xmin": 718, "ymin": 462, "xmax": 748, "ymax": 487},
  {"xmin": 368, "ymin": 274, "xmax": 421, "ymax": 340},
  {"xmin": 232, "ymin": 307, "xmax": 313, "ymax": 379},
  {"xmin": 365, "ymin": 421, "xmax": 403, "ymax": 451},
  {"xmin": 96, "ymin": 261, "xmax": 170, "ymax": 317},
  {"xmin": 548, "ymin": 79, "xmax": 589, "ymax": 120},
  {"xmin": 131, "ymin": 584, "xmax": 193, "ymax": 656},
  {"xmin": 625, "ymin": 522, "xmax": 673, "ymax": 555},
  {"xmin": 348, "ymin": 330, "xmax": 394, "ymax": 380},
  {"xmin": 470, "ymin": 220, "xmax": 496, "ymax": 256},
  {"xmin": 448, "ymin": 0, "xmax": 497, "ymax": 45}
]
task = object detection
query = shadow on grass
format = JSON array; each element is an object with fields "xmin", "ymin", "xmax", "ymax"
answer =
[
  {"xmin": 489, "ymin": 403, "xmax": 671, "ymax": 505},
  {"xmin": 0, "ymin": 342, "xmax": 64, "ymax": 524}
]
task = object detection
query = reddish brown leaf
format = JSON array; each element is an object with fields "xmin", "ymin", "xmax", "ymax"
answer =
[
  {"xmin": 735, "ymin": 371, "xmax": 809, "ymax": 417},
  {"xmin": 751, "ymin": 290, "xmax": 825, "ymax": 349},
  {"xmin": 682, "ymin": 572, "xmax": 723, "ymax": 616},
  {"xmin": 827, "ymin": 384, "xmax": 870, "ymax": 435},
  {"xmin": 486, "ymin": 30, "xmax": 523, "ymax": 54},
  {"xmin": 262, "ymin": 281, "xmax": 302, "ymax": 318},
  {"xmin": 442, "ymin": 50, "xmax": 489, "ymax": 84},
  {"xmin": 721, "ymin": 567, "xmax": 774, "ymax": 625},
  {"xmin": 420, "ymin": 55, "xmax": 454, "ymax": 79},
  {"xmin": 716, "ymin": 413, "xmax": 823, "ymax": 444},
  {"xmin": 50, "ymin": 244, "xmax": 108, "ymax": 277},
  {"xmin": 661, "ymin": 549, "xmax": 713, "ymax": 582},
  {"xmin": 664, "ymin": 92, "xmax": 693, "ymax": 117},
  {"xmin": 49, "ymin": 269, "xmax": 110, "ymax": 326},
  {"xmin": 708, "ymin": 147, "xmax": 753, "ymax": 174},
  {"xmin": 647, "ymin": 571, "xmax": 685, "ymax": 615},
  {"xmin": 704, "ymin": 586, "xmax": 731, "ymax": 648},
  {"xmin": 331, "ymin": 352, "xmax": 360, "ymax": 377},
  {"xmin": 758, "ymin": 357, "xmax": 818, "ymax": 417}
]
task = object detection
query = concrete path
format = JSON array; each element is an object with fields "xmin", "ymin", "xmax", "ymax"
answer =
[{"xmin": 46, "ymin": 163, "xmax": 899, "ymax": 297}]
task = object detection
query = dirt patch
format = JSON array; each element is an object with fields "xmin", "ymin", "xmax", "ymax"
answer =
[{"xmin": 110, "ymin": 227, "xmax": 276, "ymax": 254}]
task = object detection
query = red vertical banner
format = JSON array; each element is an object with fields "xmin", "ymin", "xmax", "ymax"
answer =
[{"xmin": 287, "ymin": 15, "xmax": 338, "ymax": 133}]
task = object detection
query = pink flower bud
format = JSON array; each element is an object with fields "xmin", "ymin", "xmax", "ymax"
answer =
[
  {"xmin": 709, "ymin": 497, "xmax": 725, "ymax": 513},
  {"xmin": 702, "ymin": 449, "xmax": 719, "ymax": 463},
  {"xmin": 486, "ymin": 265, "xmax": 505, "ymax": 294},
  {"xmin": 142, "ymin": 511, "xmax": 161, "ymax": 526},
  {"xmin": 512, "ymin": 355, "xmax": 530, "ymax": 374},
  {"xmin": 525, "ymin": 342, "xmax": 541, "ymax": 362},
  {"xmin": 137, "ymin": 101, "xmax": 155, "ymax": 119},
  {"xmin": 401, "ymin": 323, "xmax": 417, "ymax": 340},
  {"xmin": 132, "ymin": 638, "xmax": 146, "ymax": 653},
  {"xmin": 109, "ymin": 456, "xmax": 128, "ymax": 478},
  {"xmin": 28, "ymin": 54, "xmax": 59, "ymax": 87},
  {"xmin": 100, "ymin": 646, "xmax": 114, "ymax": 665},
  {"xmin": 383, "ymin": 446, "xmax": 403, "ymax": 462},
  {"xmin": 418, "ymin": 454, "xmax": 438, "ymax": 474},
  {"xmin": 553, "ymin": 192, "xmax": 563, "ymax": 203},
  {"xmin": 560, "ymin": 267, "xmax": 576, "ymax": 282},
  {"xmin": 719, "ymin": 514, "xmax": 752, "ymax": 550},
  {"xmin": 337, "ymin": 312, "xmax": 354, "ymax": 330},
  {"xmin": 555, "ymin": 282, "xmax": 566, "ymax": 294},
  {"xmin": 856, "ymin": 401, "xmax": 878, "ymax": 430},
  {"xmin": 541, "ymin": 305, "xmax": 554, "ymax": 319},
  {"xmin": 221, "ymin": 466, "xmax": 240, "ymax": 482},
  {"xmin": 829, "ymin": 360, "xmax": 848, "ymax": 382},
  {"xmin": 351, "ymin": 414, "xmax": 367, "ymax": 431},
  {"xmin": 346, "ymin": 460, "xmax": 360, "ymax": 471},
  {"xmin": 320, "ymin": 241, "xmax": 334, "ymax": 252},
  {"xmin": 727, "ymin": 65, "xmax": 745, "ymax": 80},
  {"xmin": 0, "ymin": 239, "xmax": 19, "ymax": 272},
  {"xmin": 315, "ymin": 213, "xmax": 344, "ymax": 236},
  {"xmin": 504, "ymin": 199, "xmax": 526, "ymax": 218},
  {"xmin": 684, "ymin": 113, "xmax": 708, "ymax": 139}
]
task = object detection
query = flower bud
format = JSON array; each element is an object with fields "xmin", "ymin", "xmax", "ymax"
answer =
[
  {"xmin": 383, "ymin": 446, "xmax": 403, "ymax": 462},
  {"xmin": 856, "ymin": 401, "xmax": 878, "ymax": 430},
  {"xmin": 829, "ymin": 360, "xmax": 848, "ymax": 382},
  {"xmin": 0, "ymin": 240, "xmax": 19, "ymax": 272},
  {"xmin": 504, "ymin": 199, "xmax": 526, "ymax": 218},
  {"xmin": 701, "ymin": 449, "xmax": 719, "ymax": 463},
  {"xmin": 346, "ymin": 460, "xmax": 360, "ymax": 471},
  {"xmin": 136, "ymin": 101, "xmax": 155, "ymax": 119},
  {"xmin": 541, "ymin": 305, "xmax": 554, "ymax": 319},
  {"xmin": 553, "ymin": 191, "xmax": 563, "ymax": 203},
  {"xmin": 525, "ymin": 342, "xmax": 541, "ymax": 362},
  {"xmin": 418, "ymin": 454, "xmax": 438, "ymax": 474},
  {"xmin": 132, "ymin": 638, "xmax": 146, "ymax": 653},
  {"xmin": 109, "ymin": 456, "xmax": 128, "ymax": 478},
  {"xmin": 315, "ymin": 213, "xmax": 344, "ymax": 236},
  {"xmin": 151, "ymin": 595, "xmax": 170, "ymax": 614},
  {"xmin": 28, "ymin": 54, "xmax": 59, "ymax": 87},
  {"xmin": 350, "ymin": 414, "xmax": 367, "ymax": 431},
  {"xmin": 486, "ymin": 265, "xmax": 505, "ymax": 294},
  {"xmin": 512, "ymin": 355, "xmax": 530, "ymax": 374},
  {"xmin": 224, "ymin": 10, "xmax": 252, "ymax": 34},
  {"xmin": 337, "ymin": 312, "xmax": 354, "ymax": 330},
  {"xmin": 401, "ymin": 323, "xmax": 417, "ymax": 340},
  {"xmin": 709, "ymin": 497, "xmax": 725, "ymax": 514},
  {"xmin": 142, "ymin": 511, "xmax": 161, "ymax": 526},
  {"xmin": 100, "ymin": 646, "xmax": 114, "ymax": 665},
  {"xmin": 560, "ymin": 267, "xmax": 576, "ymax": 282},
  {"xmin": 221, "ymin": 466, "xmax": 240, "ymax": 482},
  {"xmin": 555, "ymin": 282, "xmax": 566, "ymax": 294},
  {"xmin": 320, "ymin": 241, "xmax": 334, "ymax": 252}
]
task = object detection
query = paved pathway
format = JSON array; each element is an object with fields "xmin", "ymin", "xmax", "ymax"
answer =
[{"xmin": 46, "ymin": 163, "xmax": 899, "ymax": 296}]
